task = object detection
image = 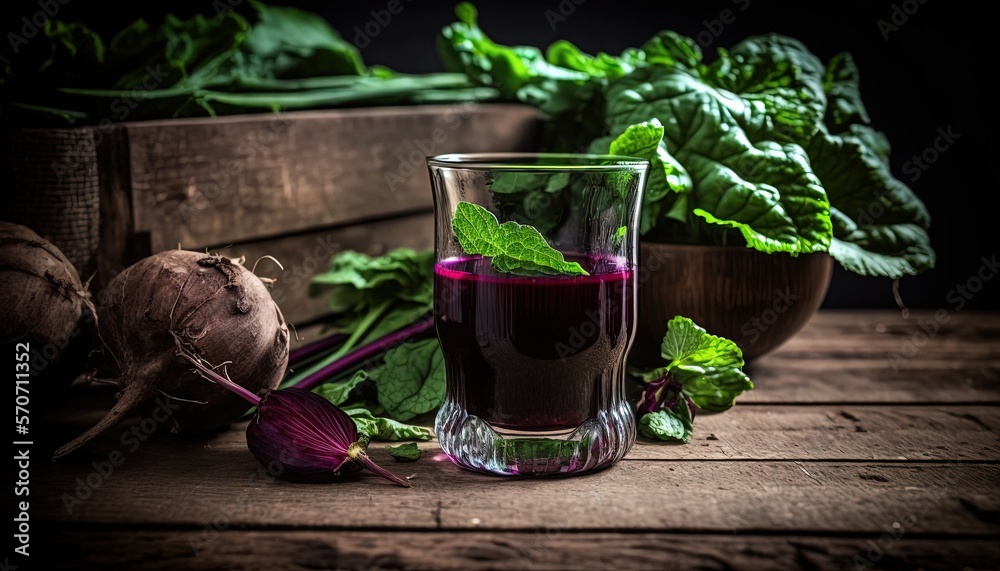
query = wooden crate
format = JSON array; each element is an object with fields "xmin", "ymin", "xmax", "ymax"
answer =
[{"xmin": 2, "ymin": 104, "xmax": 541, "ymax": 325}]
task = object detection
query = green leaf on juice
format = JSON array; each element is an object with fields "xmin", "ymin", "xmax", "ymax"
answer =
[{"xmin": 452, "ymin": 201, "xmax": 589, "ymax": 276}]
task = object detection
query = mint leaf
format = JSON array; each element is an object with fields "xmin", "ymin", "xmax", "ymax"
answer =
[
  {"xmin": 452, "ymin": 201, "xmax": 589, "ymax": 276},
  {"xmin": 661, "ymin": 316, "xmax": 753, "ymax": 412},
  {"xmin": 385, "ymin": 442, "xmax": 421, "ymax": 462},
  {"xmin": 344, "ymin": 408, "xmax": 432, "ymax": 441},
  {"xmin": 638, "ymin": 403, "xmax": 693, "ymax": 443},
  {"xmin": 372, "ymin": 338, "xmax": 446, "ymax": 422}
]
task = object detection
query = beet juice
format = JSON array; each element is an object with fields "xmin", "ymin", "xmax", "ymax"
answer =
[{"xmin": 434, "ymin": 256, "xmax": 635, "ymax": 433}]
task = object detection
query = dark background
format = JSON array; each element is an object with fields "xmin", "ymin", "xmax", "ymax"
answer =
[{"xmin": 3, "ymin": 0, "xmax": 997, "ymax": 309}]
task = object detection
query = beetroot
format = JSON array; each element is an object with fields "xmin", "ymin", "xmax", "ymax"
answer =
[
  {"xmin": 54, "ymin": 250, "xmax": 289, "ymax": 458},
  {"xmin": 0, "ymin": 222, "xmax": 94, "ymax": 382}
]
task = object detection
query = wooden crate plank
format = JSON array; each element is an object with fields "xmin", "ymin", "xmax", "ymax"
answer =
[
  {"xmin": 212, "ymin": 212, "xmax": 433, "ymax": 325},
  {"xmin": 124, "ymin": 105, "xmax": 539, "ymax": 252},
  {"xmin": 37, "ymin": 531, "xmax": 1000, "ymax": 571},
  {"xmin": 36, "ymin": 432, "xmax": 1000, "ymax": 533}
]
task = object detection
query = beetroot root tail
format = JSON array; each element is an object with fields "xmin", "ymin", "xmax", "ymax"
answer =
[{"xmin": 51, "ymin": 383, "xmax": 147, "ymax": 460}]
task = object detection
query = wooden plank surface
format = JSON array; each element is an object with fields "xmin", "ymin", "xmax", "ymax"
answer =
[
  {"xmin": 36, "ymin": 446, "xmax": 1000, "ymax": 533},
  {"xmin": 39, "ymin": 531, "xmax": 1000, "ymax": 571},
  {"xmin": 38, "ymin": 402, "xmax": 1000, "ymax": 463},
  {"xmin": 33, "ymin": 310, "xmax": 1000, "ymax": 571},
  {"xmin": 124, "ymin": 105, "xmax": 539, "ymax": 252},
  {"xmin": 213, "ymin": 212, "xmax": 433, "ymax": 325}
]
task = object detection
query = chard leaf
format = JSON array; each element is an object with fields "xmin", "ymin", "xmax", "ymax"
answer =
[
  {"xmin": 313, "ymin": 369, "xmax": 369, "ymax": 406},
  {"xmin": 638, "ymin": 403, "xmax": 693, "ymax": 443},
  {"xmin": 241, "ymin": 0, "xmax": 366, "ymax": 78},
  {"xmin": 344, "ymin": 408, "xmax": 432, "ymax": 441},
  {"xmin": 822, "ymin": 52, "xmax": 870, "ymax": 130},
  {"xmin": 639, "ymin": 31, "xmax": 702, "ymax": 70},
  {"xmin": 545, "ymin": 40, "xmax": 636, "ymax": 79},
  {"xmin": 385, "ymin": 442, "xmax": 421, "ymax": 462},
  {"xmin": 607, "ymin": 67, "xmax": 832, "ymax": 254},
  {"xmin": 372, "ymin": 339, "xmax": 446, "ymax": 422},
  {"xmin": 661, "ymin": 316, "xmax": 753, "ymax": 412},
  {"xmin": 452, "ymin": 202, "xmax": 589, "ymax": 276},
  {"xmin": 807, "ymin": 128, "xmax": 935, "ymax": 278},
  {"xmin": 704, "ymin": 34, "xmax": 827, "ymax": 144}
]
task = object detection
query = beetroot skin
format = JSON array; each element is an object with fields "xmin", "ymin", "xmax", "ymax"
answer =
[{"xmin": 54, "ymin": 250, "xmax": 289, "ymax": 458}]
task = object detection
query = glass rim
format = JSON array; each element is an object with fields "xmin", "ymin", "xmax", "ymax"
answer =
[{"xmin": 426, "ymin": 152, "xmax": 650, "ymax": 171}]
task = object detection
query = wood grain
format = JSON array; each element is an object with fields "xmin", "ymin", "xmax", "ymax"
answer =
[
  {"xmin": 124, "ymin": 105, "xmax": 539, "ymax": 253},
  {"xmin": 31, "ymin": 310, "xmax": 1000, "ymax": 571},
  {"xmin": 212, "ymin": 212, "xmax": 433, "ymax": 325},
  {"xmin": 38, "ymin": 531, "xmax": 1000, "ymax": 571},
  {"xmin": 36, "ymin": 439, "xmax": 1000, "ymax": 534}
]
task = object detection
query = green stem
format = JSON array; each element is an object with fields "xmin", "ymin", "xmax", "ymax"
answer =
[{"xmin": 281, "ymin": 299, "xmax": 394, "ymax": 388}]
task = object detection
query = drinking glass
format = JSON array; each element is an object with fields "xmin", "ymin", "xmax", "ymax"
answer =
[{"xmin": 427, "ymin": 153, "xmax": 648, "ymax": 476}]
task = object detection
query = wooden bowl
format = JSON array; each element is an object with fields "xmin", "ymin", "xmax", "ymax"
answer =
[{"xmin": 632, "ymin": 243, "xmax": 833, "ymax": 365}]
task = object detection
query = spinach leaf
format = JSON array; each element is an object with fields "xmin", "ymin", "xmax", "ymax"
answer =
[
  {"xmin": 593, "ymin": 118, "xmax": 691, "ymax": 232},
  {"xmin": 313, "ymin": 370, "xmax": 370, "ymax": 406},
  {"xmin": 807, "ymin": 128, "xmax": 935, "ymax": 277},
  {"xmin": 606, "ymin": 66, "xmax": 833, "ymax": 255},
  {"xmin": 385, "ymin": 442, "xmax": 421, "ymax": 462},
  {"xmin": 638, "ymin": 405, "xmax": 693, "ymax": 443},
  {"xmin": 372, "ymin": 339, "xmax": 446, "ymax": 422},
  {"xmin": 344, "ymin": 408, "xmax": 433, "ymax": 441}
]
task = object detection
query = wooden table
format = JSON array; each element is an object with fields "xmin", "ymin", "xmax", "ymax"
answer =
[{"xmin": 33, "ymin": 310, "xmax": 1000, "ymax": 570}]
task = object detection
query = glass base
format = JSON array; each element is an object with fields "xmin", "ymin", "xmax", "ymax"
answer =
[{"xmin": 435, "ymin": 398, "xmax": 636, "ymax": 476}]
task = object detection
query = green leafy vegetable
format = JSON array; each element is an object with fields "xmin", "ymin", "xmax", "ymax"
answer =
[
  {"xmin": 660, "ymin": 317, "xmax": 753, "ymax": 412},
  {"xmin": 385, "ymin": 442, "xmax": 421, "ymax": 462},
  {"xmin": 345, "ymin": 408, "xmax": 433, "ymax": 442},
  {"xmin": 452, "ymin": 202, "xmax": 589, "ymax": 276},
  {"xmin": 635, "ymin": 316, "xmax": 753, "ymax": 443},
  {"xmin": 638, "ymin": 406, "xmax": 693, "ymax": 443},
  {"xmin": 313, "ymin": 370, "xmax": 370, "ymax": 406},
  {"xmin": 441, "ymin": 7, "xmax": 934, "ymax": 278},
  {"xmin": 290, "ymin": 248, "xmax": 441, "ymax": 442},
  {"xmin": 372, "ymin": 339, "xmax": 446, "ymax": 422},
  {"xmin": 4, "ymin": 2, "xmax": 496, "ymax": 125}
]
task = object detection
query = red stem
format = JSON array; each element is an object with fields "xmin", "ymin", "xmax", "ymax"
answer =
[
  {"xmin": 288, "ymin": 332, "xmax": 348, "ymax": 366},
  {"xmin": 357, "ymin": 452, "xmax": 411, "ymax": 487},
  {"xmin": 292, "ymin": 318, "xmax": 435, "ymax": 390},
  {"xmin": 176, "ymin": 350, "xmax": 262, "ymax": 406}
]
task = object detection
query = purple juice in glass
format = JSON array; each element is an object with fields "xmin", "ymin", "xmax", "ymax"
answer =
[{"xmin": 435, "ymin": 256, "xmax": 634, "ymax": 432}]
